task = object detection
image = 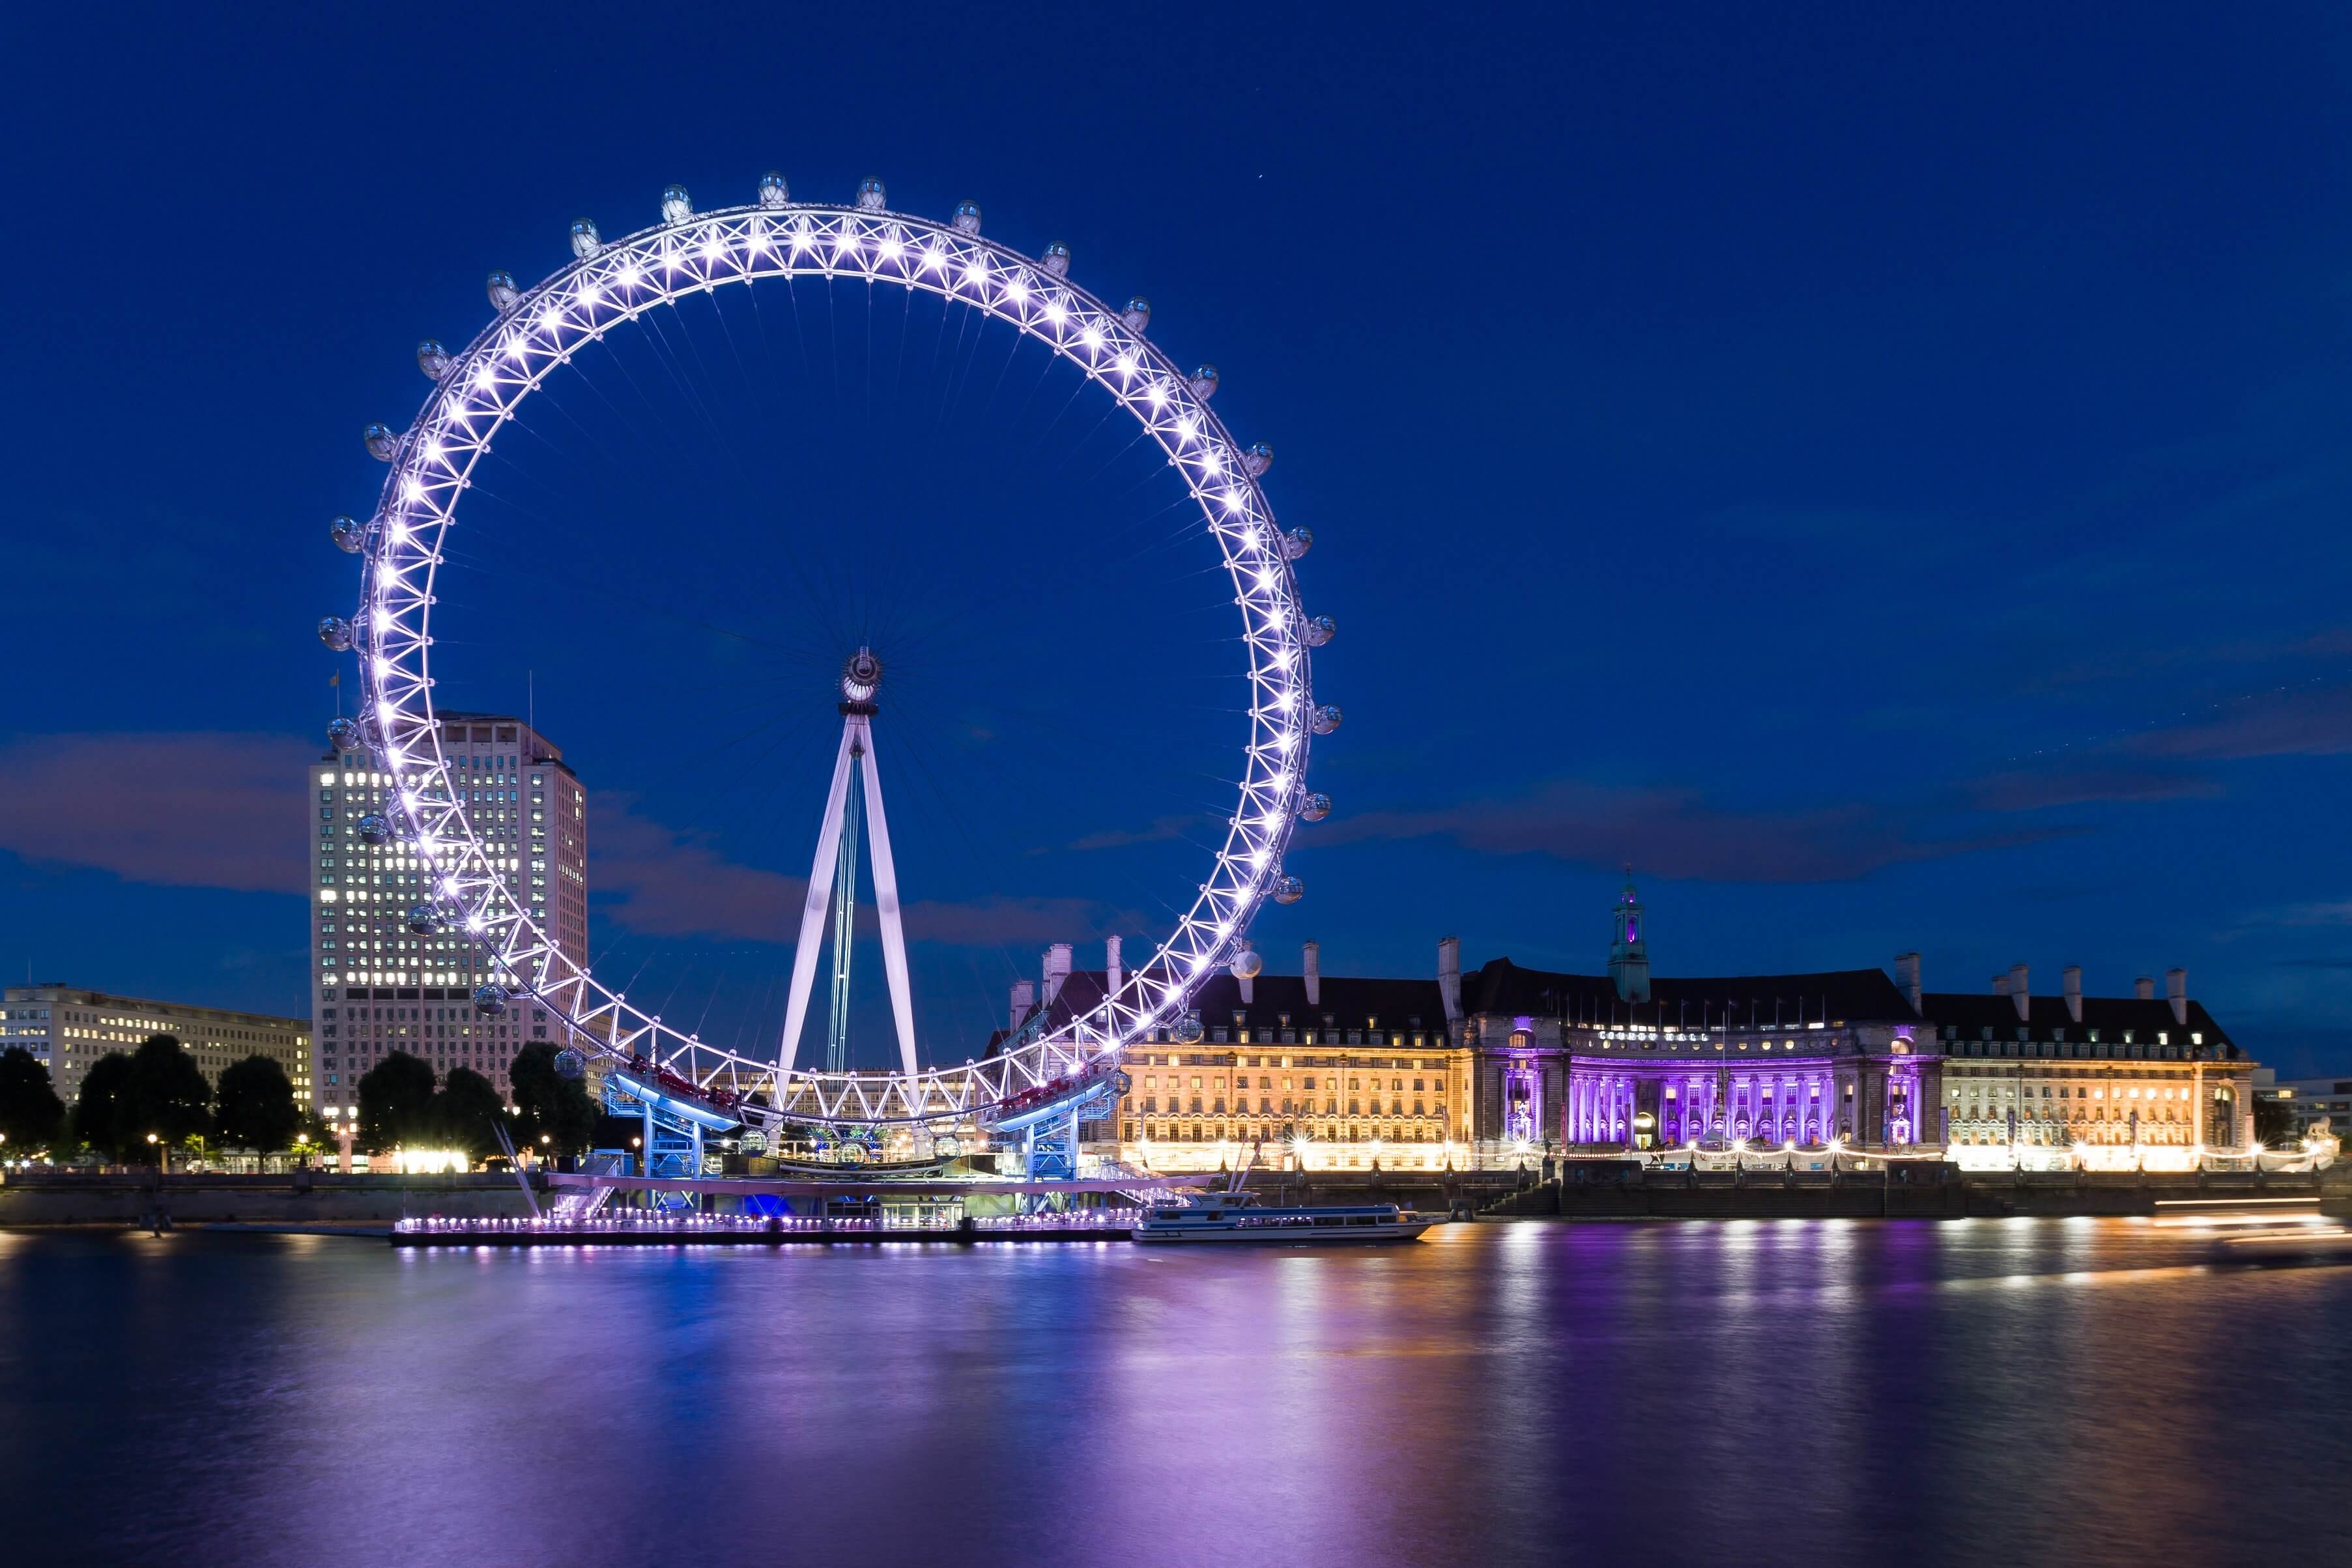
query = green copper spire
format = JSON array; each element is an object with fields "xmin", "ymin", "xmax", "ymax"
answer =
[{"xmin": 1609, "ymin": 868, "xmax": 1651, "ymax": 1003}]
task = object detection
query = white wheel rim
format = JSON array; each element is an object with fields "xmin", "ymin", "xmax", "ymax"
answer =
[{"xmin": 348, "ymin": 197, "xmax": 1318, "ymax": 1128}]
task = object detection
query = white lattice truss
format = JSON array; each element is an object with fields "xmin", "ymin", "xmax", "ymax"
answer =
[{"xmin": 344, "ymin": 191, "xmax": 1319, "ymax": 1130}]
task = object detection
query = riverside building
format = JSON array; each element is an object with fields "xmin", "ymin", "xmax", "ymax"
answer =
[
  {"xmin": 1011, "ymin": 941, "xmax": 1465, "ymax": 1173},
  {"xmin": 2257, "ymin": 1074, "xmax": 2352, "ymax": 1140},
  {"xmin": 310, "ymin": 713, "xmax": 587, "ymax": 1126},
  {"xmin": 1452, "ymin": 883, "xmax": 1936, "ymax": 1153},
  {"xmin": 1927, "ymin": 964, "xmax": 2256, "ymax": 1168},
  {"xmin": 0, "ymin": 985, "xmax": 312, "ymax": 1108},
  {"xmin": 1037, "ymin": 878, "xmax": 2258, "ymax": 1171}
]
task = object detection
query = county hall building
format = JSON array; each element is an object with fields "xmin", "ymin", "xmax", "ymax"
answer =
[{"xmin": 1031, "ymin": 878, "xmax": 2258, "ymax": 1169}]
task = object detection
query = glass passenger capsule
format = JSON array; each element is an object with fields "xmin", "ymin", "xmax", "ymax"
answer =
[
  {"xmin": 326, "ymin": 717, "xmax": 363, "ymax": 753},
  {"xmin": 1282, "ymin": 526, "xmax": 1313, "ymax": 560},
  {"xmin": 1041, "ymin": 242, "xmax": 1070, "ymax": 276},
  {"xmin": 757, "ymin": 171, "xmax": 790, "ymax": 208},
  {"xmin": 1188, "ymin": 363, "xmax": 1219, "ymax": 401},
  {"xmin": 405, "ymin": 904, "xmax": 445, "ymax": 935},
  {"xmin": 317, "ymin": 616, "xmax": 353, "ymax": 651},
  {"xmin": 1229, "ymin": 947, "xmax": 1263, "ymax": 980},
  {"xmin": 355, "ymin": 813, "xmax": 390, "ymax": 846},
  {"xmin": 952, "ymin": 200, "xmax": 982, "ymax": 234},
  {"xmin": 1310, "ymin": 704, "xmax": 1343, "ymax": 735},
  {"xmin": 473, "ymin": 982, "xmax": 510, "ymax": 1018},
  {"xmin": 416, "ymin": 339, "xmax": 452, "ymax": 380},
  {"xmin": 362, "ymin": 423, "xmax": 399, "ymax": 461},
  {"xmin": 329, "ymin": 515, "xmax": 369, "ymax": 554},
  {"xmin": 1121, "ymin": 296, "xmax": 1151, "ymax": 333},
  {"xmin": 569, "ymin": 218, "xmax": 601, "ymax": 259},
  {"xmin": 660, "ymin": 184, "xmax": 693, "ymax": 223},
  {"xmin": 485, "ymin": 270, "xmax": 521, "ymax": 312},
  {"xmin": 855, "ymin": 177, "xmax": 887, "ymax": 211},
  {"xmin": 1272, "ymin": 875, "xmax": 1305, "ymax": 905},
  {"xmin": 1304, "ymin": 614, "xmax": 1336, "ymax": 648},
  {"xmin": 1243, "ymin": 442, "xmax": 1273, "ymax": 477},
  {"xmin": 1298, "ymin": 791, "xmax": 1332, "ymax": 823},
  {"xmin": 1171, "ymin": 1012, "xmax": 1205, "ymax": 1046}
]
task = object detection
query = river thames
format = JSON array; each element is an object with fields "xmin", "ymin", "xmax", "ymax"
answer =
[{"xmin": 2, "ymin": 1218, "xmax": 2345, "ymax": 1566}]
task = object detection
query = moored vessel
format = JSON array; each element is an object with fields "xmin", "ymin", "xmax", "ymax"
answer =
[{"xmin": 1131, "ymin": 1191, "xmax": 1436, "ymax": 1244}]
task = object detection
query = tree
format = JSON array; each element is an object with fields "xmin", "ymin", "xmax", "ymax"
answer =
[
  {"xmin": 215, "ymin": 1055, "xmax": 302, "ymax": 1152},
  {"xmin": 509, "ymin": 1042, "xmax": 599, "ymax": 1156},
  {"xmin": 130, "ymin": 1034, "xmax": 213, "ymax": 1149},
  {"xmin": 431, "ymin": 1068, "xmax": 507, "ymax": 1160},
  {"xmin": 72, "ymin": 1036, "xmax": 210, "ymax": 1160},
  {"xmin": 0, "ymin": 1047, "xmax": 66, "ymax": 1152},
  {"xmin": 72, "ymin": 1051, "xmax": 139, "ymax": 1157},
  {"xmin": 356, "ymin": 1051, "xmax": 437, "ymax": 1152}
]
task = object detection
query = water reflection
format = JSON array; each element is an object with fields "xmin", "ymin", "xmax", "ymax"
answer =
[{"xmin": 1, "ymin": 1221, "xmax": 2343, "ymax": 1567}]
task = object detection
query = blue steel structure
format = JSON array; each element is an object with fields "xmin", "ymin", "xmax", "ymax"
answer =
[
  {"xmin": 595, "ymin": 1058, "xmax": 1134, "ymax": 1204},
  {"xmin": 601, "ymin": 1062, "xmax": 738, "ymax": 1209}
]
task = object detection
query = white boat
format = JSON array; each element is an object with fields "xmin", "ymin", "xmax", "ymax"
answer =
[{"xmin": 1131, "ymin": 1191, "xmax": 1437, "ymax": 1245}]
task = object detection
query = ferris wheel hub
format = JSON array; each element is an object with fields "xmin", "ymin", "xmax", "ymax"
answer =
[{"xmin": 840, "ymin": 647, "xmax": 884, "ymax": 704}]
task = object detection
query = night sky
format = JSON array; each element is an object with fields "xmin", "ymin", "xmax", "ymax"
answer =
[{"xmin": 5, "ymin": 5, "xmax": 2351, "ymax": 1075}]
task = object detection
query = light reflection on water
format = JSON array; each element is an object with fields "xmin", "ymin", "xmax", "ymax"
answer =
[{"xmin": 1, "ymin": 1220, "xmax": 2344, "ymax": 1567}]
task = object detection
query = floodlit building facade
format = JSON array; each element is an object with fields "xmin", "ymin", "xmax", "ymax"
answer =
[
  {"xmin": 309, "ymin": 713, "xmax": 587, "ymax": 1126},
  {"xmin": 1037, "ymin": 878, "xmax": 2261, "ymax": 1172},
  {"xmin": 0, "ymin": 985, "xmax": 312, "ymax": 1109},
  {"xmin": 1011, "ymin": 941, "xmax": 1464, "ymax": 1173},
  {"xmin": 1927, "ymin": 963, "xmax": 2256, "ymax": 1165}
]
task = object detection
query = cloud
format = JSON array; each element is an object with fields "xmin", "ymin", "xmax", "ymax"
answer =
[
  {"xmin": 1964, "ymin": 763, "xmax": 2219, "ymax": 814},
  {"xmin": 1065, "ymin": 813, "xmax": 1200, "ymax": 852},
  {"xmin": 0, "ymin": 737, "xmax": 1134, "ymax": 955},
  {"xmin": 2243, "ymin": 900, "xmax": 2352, "ymax": 930},
  {"xmin": 1956, "ymin": 680, "xmax": 2352, "ymax": 812},
  {"xmin": 903, "ymin": 896, "xmax": 1133, "ymax": 946},
  {"xmin": 1318, "ymin": 780, "xmax": 2069, "ymax": 883},
  {"xmin": 586, "ymin": 793, "xmax": 807, "ymax": 942},
  {"xmin": 590, "ymin": 794, "xmax": 1133, "ymax": 948},
  {"xmin": 2127, "ymin": 681, "xmax": 2352, "ymax": 762},
  {"xmin": 0, "ymin": 731, "xmax": 309, "ymax": 895}
]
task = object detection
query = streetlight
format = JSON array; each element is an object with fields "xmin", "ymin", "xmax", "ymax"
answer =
[{"xmin": 146, "ymin": 1131, "xmax": 162, "ymax": 1178}]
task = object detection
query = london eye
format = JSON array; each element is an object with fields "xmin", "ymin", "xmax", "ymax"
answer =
[{"xmin": 317, "ymin": 171, "xmax": 1336, "ymax": 1168}]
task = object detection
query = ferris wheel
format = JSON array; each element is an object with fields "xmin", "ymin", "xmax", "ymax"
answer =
[{"xmin": 318, "ymin": 171, "xmax": 1338, "ymax": 1141}]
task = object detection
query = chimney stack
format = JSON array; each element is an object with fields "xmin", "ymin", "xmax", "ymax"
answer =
[
  {"xmin": 1042, "ymin": 943, "xmax": 1072, "ymax": 1007},
  {"xmin": 1302, "ymin": 939, "xmax": 1321, "ymax": 1006},
  {"xmin": 1438, "ymin": 935, "xmax": 1463, "ymax": 1025},
  {"xmin": 2166, "ymin": 967, "xmax": 2188, "ymax": 1027},
  {"xmin": 2135, "ymin": 976, "xmax": 2155, "ymax": 1001},
  {"xmin": 1009, "ymin": 978, "xmax": 1035, "ymax": 1035},
  {"xmin": 1106, "ymin": 934, "xmax": 1123, "ymax": 999},
  {"xmin": 1894, "ymin": 952, "xmax": 1922, "ymax": 1014},
  {"xmin": 1991, "ymin": 973, "xmax": 2009, "ymax": 996},
  {"xmin": 2063, "ymin": 965, "xmax": 2082, "ymax": 1024},
  {"xmin": 2008, "ymin": 963, "xmax": 2030, "ymax": 1021}
]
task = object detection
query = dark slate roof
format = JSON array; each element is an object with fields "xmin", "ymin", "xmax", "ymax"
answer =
[
  {"xmin": 1920, "ymin": 991, "xmax": 2236, "ymax": 1053},
  {"xmin": 1462, "ymin": 957, "xmax": 1919, "ymax": 1028},
  {"xmin": 997, "ymin": 968, "xmax": 1449, "ymax": 1051}
]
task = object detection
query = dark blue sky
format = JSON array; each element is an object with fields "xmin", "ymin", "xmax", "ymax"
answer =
[{"xmin": 6, "ymin": 4, "xmax": 2352, "ymax": 1074}]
